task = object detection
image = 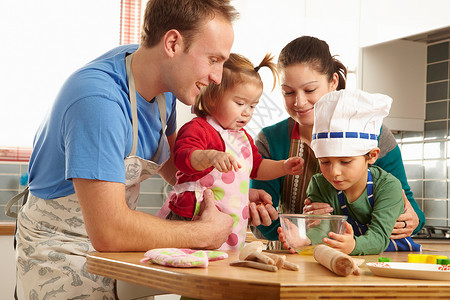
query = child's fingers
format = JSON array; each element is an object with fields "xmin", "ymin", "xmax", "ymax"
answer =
[
  {"xmin": 223, "ymin": 158, "xmax": 232, "ymax": 172},
  {"xmin": 212, "ymin": 162, "xmax": 223, "ymax": 172},
  {"xmin": 231, "ymin": 159, "xmax": 241, "ymax": 172},
  {"xmin": 215, "ymin": 159, "xmax": 231, "ymax": 172},
  {"xmin": 344, "ymin": 222, "xmax": 354, "ymax": 235},
  {"xmin": 327, "ymin": 232, "xmax": 345, "ymax": 242},
  {"xmin": 322, "ymin": 237, "xmax": 342, "ymax": 248},
  {"xmin": 277, "ymin": 227, "xmax": 295, "ymax": 253}
]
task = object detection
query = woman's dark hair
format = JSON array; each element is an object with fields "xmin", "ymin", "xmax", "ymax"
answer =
[{"xmin": 277, "ymin": 36, "xmax": 347, "ymax": 90}]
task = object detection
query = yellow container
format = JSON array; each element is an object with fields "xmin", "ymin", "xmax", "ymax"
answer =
[
  {"xmin": 426, "ymin": 255, "xmax": 448, "ymax": 264},
  {"xmin": 407, "ymin": 254, "xmax": 448, "ymax": 264},
  {"xmin": 407, "ymin": 254, "xmax": 429, "ymax": 263}
]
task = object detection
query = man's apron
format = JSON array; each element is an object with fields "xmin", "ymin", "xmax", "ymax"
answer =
[
  {"xmin": 159, "ymin": 116, "xmax": 253, "ymax": 250},
  {"xmin": 15, "ymin": 52, "xmax": 170, "ymax": 299},
  {"xmin": 337, "ymin": 168, "xmax": 421, "ymax": 252}
]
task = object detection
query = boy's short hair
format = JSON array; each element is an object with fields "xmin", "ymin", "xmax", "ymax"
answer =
[{"xmin": 141, "ymin": 0, "xmax": 239, "ymax": 51}]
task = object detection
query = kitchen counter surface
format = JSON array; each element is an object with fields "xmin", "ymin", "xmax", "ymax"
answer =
[
  {"xmin": 87, "ymin": 243, "xmax": 450, "ymax": 300},
  {"xmin": 414, "ymin": 238, "xmax": 450, "ymax": 247}
]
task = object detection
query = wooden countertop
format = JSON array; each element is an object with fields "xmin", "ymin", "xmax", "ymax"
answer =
[{"xmin": 86, "ymin": 244, "xmax": 450, "ymax": 299}]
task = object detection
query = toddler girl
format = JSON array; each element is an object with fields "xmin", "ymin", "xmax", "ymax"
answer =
[{"xmin": 158, "ymin": 53, "xmax": 303, "ymax": 250}]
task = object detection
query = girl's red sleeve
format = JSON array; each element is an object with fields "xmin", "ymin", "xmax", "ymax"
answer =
[{"xmin": 173, "ymin": 117, "xmax": 224, "ymax": 176}]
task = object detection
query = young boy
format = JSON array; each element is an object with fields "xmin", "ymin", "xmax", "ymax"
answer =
[{"xmin": 307, "ymin": 90, "xmax": 421, "ymax": 255}]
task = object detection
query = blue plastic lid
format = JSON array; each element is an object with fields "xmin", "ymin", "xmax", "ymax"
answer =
[{"xmin": 19, "ymin": 172, "xmax": 29, "ymax": 186}]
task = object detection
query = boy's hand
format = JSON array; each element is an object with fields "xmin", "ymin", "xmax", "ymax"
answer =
[
  {"xmin": 283, "ymin": 156, "xmax": 304, "ymax": 175},
  {"xmin": 323, "ymin": 222, "xmax": 355, "ymax": 255}
]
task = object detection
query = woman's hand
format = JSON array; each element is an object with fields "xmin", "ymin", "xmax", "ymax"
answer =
[
  {"xmin": 324, "ymin": 222, "xmax": 355, "ymax": 255},
  {"xmin": 390, "ymin": 191, "xmax": 419, "ymax": 239},
  {"xmin": 248, "ymin": 189, "xmax": 278, "ymax": 226},
  {"xmin": 303, "ymin": 198, "xmax": 334, "ymax": 215}
]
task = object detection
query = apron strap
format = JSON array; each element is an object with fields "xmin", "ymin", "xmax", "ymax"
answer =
[
  {"xmin": 126, "ymin": 53, "xmax": 167, "ymax": 158},
  {"xmin": 337, "ymin": 169, "xmax": 372, "ymax": 236},
  {"xmin": 150, "ymin": 93, "xmax": 167, "ymax": 163},
  {"xmin": 125, "ymin": 53, "xmax": 139, "ymax": 157},
  {"xmin": 5, "ymin": 186, "xmax": 29, "ymax": 218},
  {"xmin": 5, "ymin": 187, "xmax": 29, "ymax": 300}
]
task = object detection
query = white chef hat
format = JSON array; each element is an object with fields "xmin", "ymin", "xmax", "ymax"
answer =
[{"xmin": 311, "ymin": 89, "xmax": 392, "ymax": 158}]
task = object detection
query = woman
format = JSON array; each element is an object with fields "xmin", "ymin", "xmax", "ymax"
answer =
[{"xmin": 250, "ymin": 36, "xmax": 425, "ymax": 248}]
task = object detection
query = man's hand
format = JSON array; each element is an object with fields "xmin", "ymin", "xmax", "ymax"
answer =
[
  {"xmin": 303, "ymin": 198, "xmax": 334, "ymax": 215},
  {"xmin": 324, "ymin": 222, "xmax": 355, "ymax": 255},
  {"xmin": 197, "ymin": 189, "xmax": 234, "ymax": 249},
  {"xmin": 248, "ymin": 188, "xmax": 278, "ymax": 226},
  {"xmin": 390, "ymin": 190, "xmax": 419, "ymax": 239}
]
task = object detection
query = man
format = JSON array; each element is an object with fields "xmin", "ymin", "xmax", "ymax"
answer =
[{"xmin": 16, "ymin": 0, "xmax": 277, "ymax": 298}]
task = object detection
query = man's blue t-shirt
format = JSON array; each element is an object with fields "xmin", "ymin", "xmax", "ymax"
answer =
[{"xmin": 28, "ymin": 44, "xmax": 177, "ymax": 199}]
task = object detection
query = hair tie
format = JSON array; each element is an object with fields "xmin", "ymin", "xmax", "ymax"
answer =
[{"xmin": 254, "ymin": 66, "xmax": 261, "ymax": 72}]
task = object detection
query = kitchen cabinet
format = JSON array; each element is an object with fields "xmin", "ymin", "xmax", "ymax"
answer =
[
  {"xmin": 361, "ymin": 39, "xmax": 426, "ymax": 131},
  {"xmin": 359, "ymin": 0, "xmax": 450, "ymax": 48},
  {"xmin": 358, "ymin": 1, "xmax": 450, "ymax": 132}
]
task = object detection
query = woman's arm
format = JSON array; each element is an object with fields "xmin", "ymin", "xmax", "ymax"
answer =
[
  {"xmin": 375, "ymin": 125, "xmax": 425, "ymax": 235},
  {"xmin": 350, "ymin": 174, "xmax": 404, "ymax": 255},
  {"xmin": 250, "ymin": 131, "xmax": 284, "ymax": 240}
]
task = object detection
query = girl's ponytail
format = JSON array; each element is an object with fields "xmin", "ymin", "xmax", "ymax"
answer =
[{"xmin": 254, "ymin": 53, "xmax": 279, "ymax": 91}]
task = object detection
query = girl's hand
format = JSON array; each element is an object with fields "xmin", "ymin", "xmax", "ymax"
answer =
[
  {"xmin": 277, "ymin": 220, "xmax": 311, "ymax": 253},
  {"xmin": 191, "ymin": 150, "xmax": 241, "ymax": 172},
  {"xmin": 277, "ymin": 226, "xmax": 296, "ymax": 254},
  {"xmin": 208, "ymin": 150, "xmax": 241, "ymax": 172},
  {"xmin": 323, "ymin": 222, "xmax": 355, "ymax": 255},
  {"xmin": 283, "ymin": 156, "xmax": 304, "ymax": 175},
  {"xmin": 303, "ymin": 198, "xmax": 334, "ymax": 215}
]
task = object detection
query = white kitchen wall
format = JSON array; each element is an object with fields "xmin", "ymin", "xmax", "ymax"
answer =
[
  {"xmin": 0, "ymin": 0, "xmax": 121, "ymax": 147},
  {"xmin": 3, "ymin": 0, "xmax": 450, "ymax": 144},
  {"xmin": 224, "ymin": 0, "xmax": 360, "ymax": 135}
]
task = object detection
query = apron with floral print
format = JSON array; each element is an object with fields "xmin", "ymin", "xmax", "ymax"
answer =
[{"xmin": 15, "ymin": 52, "xmax": 170, "ymax": 299}]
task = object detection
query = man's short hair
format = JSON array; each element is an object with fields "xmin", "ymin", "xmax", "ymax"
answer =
[{"xmin": 141, "ymin": 0, "xmax": 239, "ymax": 50}]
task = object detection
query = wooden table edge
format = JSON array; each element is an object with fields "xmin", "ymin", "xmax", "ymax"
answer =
[{"xmin": 86, "ymin": 251, "xmax": 450, "ymax": 300}]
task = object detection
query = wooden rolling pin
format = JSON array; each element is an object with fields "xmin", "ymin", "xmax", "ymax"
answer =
[
  {"xmin": 313, "ymin": 245, "xmax": 361, "ymax": 276},
  {"xmin": 231, "ymin": 241, "xmax": 300, "ymax": 272}
]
